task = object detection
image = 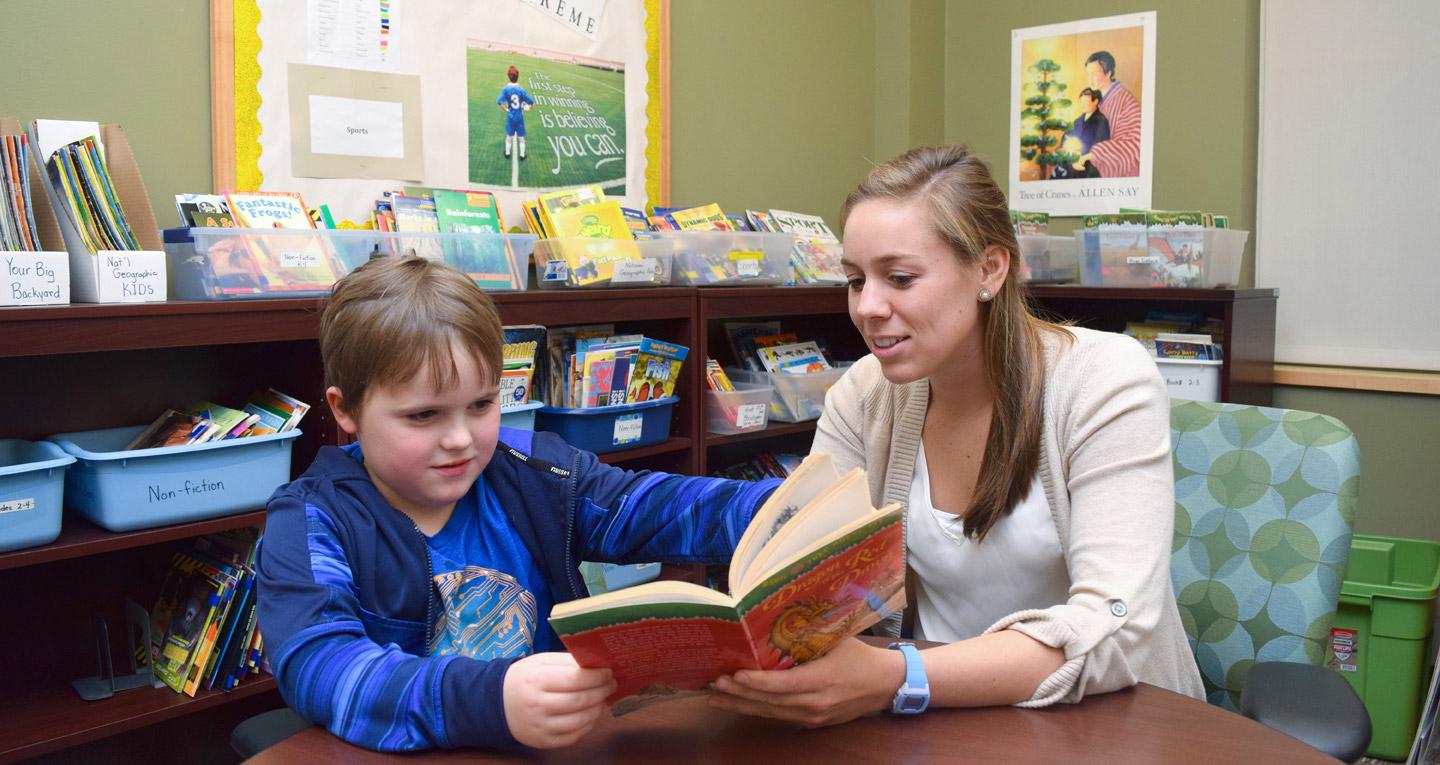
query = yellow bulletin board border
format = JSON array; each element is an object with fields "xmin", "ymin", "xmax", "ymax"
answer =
[{"xmin": 210, "ymin": 0, "xmax": 670, "ymax": 206}]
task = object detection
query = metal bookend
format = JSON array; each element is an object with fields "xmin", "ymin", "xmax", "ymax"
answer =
[{"xmin": 71, "ymin": 600, "xmax": 155, "ymax": 701}]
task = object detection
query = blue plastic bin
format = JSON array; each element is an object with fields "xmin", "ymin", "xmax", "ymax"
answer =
[
  {"xmin": 47, "ymin": 426, "xmax": 301, "ymax": 532},
  {"xmin": 534, "ymin": 397, "xmax": 677, "ymax": 454},
  {"xmin": 580, "ymin": 561, "xmax": 662, "ymax": 595},
  {"xmin": 499, "ymin": 400, "xmax": 545, "ymax": 431},
  {"xmin": 0, "ymin": 440, "xmax": 75, "ymax": 552}
]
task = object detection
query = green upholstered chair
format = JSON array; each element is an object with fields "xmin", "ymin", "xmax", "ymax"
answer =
[{"xmin": 1169, "ymin": 400, "xmax": 1370, "ymax": 762}]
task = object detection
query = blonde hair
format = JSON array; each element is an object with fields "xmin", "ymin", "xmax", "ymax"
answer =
[
  {"xmin": 320, "ymin": 256, "xmax": 503, "ymax": 416},
  {"xmin": 840, "ymin": 145, "xmax": 1068, "ymax": 541}
]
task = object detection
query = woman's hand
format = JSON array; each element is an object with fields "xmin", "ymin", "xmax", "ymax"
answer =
[{"xmin": 708, "ymin": 638, "xmax": 904, "ymax": 727}]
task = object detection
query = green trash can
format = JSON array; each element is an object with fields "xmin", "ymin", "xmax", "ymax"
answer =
[{"xmin": 1329, "ymin": 534, "xmax": 1440, "ymax": 760}]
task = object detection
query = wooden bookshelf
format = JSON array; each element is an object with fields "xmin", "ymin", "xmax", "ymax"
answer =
[
  {"xmin": 0, "ymin": 511, "xmax": 267, "ymax": 573},
  {"xmin": 0, "ymin": 675, "xmax": 276, "ymax": 764}
]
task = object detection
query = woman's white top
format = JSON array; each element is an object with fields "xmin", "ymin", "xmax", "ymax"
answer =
[{"xmin": 908, "ymin": 442, "xmax": 1071, "ymax": 643}]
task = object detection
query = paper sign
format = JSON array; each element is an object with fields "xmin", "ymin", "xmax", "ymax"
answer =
[
  {"xmin": 281, "ymin": 250, "xmax": 325, "ymax": 269},
  {"xmin": 734, "ymin": 403, "xmax": 767, "ymax": 429},
  {"xmin": 309, "ymin": 95, "xmax": 405, "ymax": 158},
  {"xmin": 520, "ymin": 0, "xmax": 608, "ymax": 39},
  {"xmin": 0, "ymin": 498, "xmax": 35, "ymax": 514},
  {"xmin": 2, "ymin": 252, "xmax": 69, "ymax": 305},
  {"xmin": 308, "ymin": 0, "xmax": 402, "ymax": 74},
  {"xmin": 611, "ymin": 258, "xmax": 658, "ymax": 284},
  {"xmin": 613, "ymin": 413, "xmax": 644, "ymax": 445},
  {"xmin": 96, "ymin": 250, "xmax": 166, "ymax": 303}
]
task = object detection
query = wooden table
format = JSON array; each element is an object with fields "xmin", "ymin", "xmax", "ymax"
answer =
[{"xmin": 246, "ymin": 682, "xmax": 1337, "ymax": 764}]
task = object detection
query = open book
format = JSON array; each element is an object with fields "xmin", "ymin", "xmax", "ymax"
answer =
[{"xmin": 548, "ymin": 452, "xmax": 904, "ymax": 713}]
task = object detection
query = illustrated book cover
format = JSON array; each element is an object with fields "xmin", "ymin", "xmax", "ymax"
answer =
[{"xmin": 549, "ymin": 452, "xmax": 904, "ymax": 713}]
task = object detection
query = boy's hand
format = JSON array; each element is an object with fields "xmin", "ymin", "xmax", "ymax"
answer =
[{"xmin": 503, "ymin": 653, "xmax": 616, "ymax": 749}]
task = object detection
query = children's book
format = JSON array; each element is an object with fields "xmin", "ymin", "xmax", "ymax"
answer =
[
  {"xmin": 667, "ymin": 203, "xmax": 735, "ymax": 231},
  {"xmin": 548, "ymin": 201, "xmax": 640, "ymax": 286},
  {"xmin": 767, "ymin": 209, "xmax": 838, "ymax": 243},
  {"xmin": 126, "ymin": 409, "xmax": 205, "ymax": 450},
  {"xmin": 175, "ymin": 193, "xmax": 230, "ymax": 227},
  {"xmin": 153, "ymin": 552, "xmax": 228, "ymax": 693},
  {"xmin": 757, "ymin": 341, "xmax": 832, "ymax": 375},
  {"xmin": 624, "ymin": 338, "xmax": 688, "ymax": 403},
  {"xmin": 549, "ymin": 452, "xmax": 904, "ymax": 714},
  {"xmin": 389, "ymin": 194, "xmax": 443, "ymax": 261},
  {"xmin": 432, "ymin": 189, "xmax": 519, "ymax": 290},
  {"xmin": 224, "ymin": 191, "xmax": 315, "ymax": 230}
]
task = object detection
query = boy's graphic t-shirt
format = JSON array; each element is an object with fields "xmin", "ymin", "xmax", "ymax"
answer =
[{"xmin": 423, "ymin": 477, "xmax": 553, "ymax": 658}]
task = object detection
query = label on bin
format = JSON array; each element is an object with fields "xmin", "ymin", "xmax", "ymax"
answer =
[
  {"xmin": 613, "ymin": 413, "xmax": 644, "ymax": 445},
  {"xmin": 1328, "ymin": 628, "xmax": 1358, "ymax": 672},
  {"xmin": 729, "ymin": 251, "xmax": 763, "ymax": 277},
  {"xmin": 734, "ymin": 403, "xmax": 767, "ymax": 429},
  {"xmin": 281, "ymin": 250, "xmax": 325, "ymax": 269},
  {"xmin": 1125, "ymin": 255, "xmax": 1160, "ymax": 265},
  {"xmin": 543, "ymin": 260, "xmax": 569, "ymax": 282},
  {"xmin": 612, "ymin": 258, "xmax": 658, "ymax": 284},
  {"xmin": 0, "ymin": 497, "xmax": 35, "ymax": 514}
]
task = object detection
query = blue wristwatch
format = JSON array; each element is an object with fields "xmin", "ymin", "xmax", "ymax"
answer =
[{"xmin": 887, "ymin": 641, "xmax": 930, "ymax": 714}]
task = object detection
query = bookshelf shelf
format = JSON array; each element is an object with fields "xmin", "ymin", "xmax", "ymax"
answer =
[
  {"xmin": 702, "ymin": 420, "xmax": 819, "ymax": 448},
  {"xmin": 0, "ymin": 675, "xmax": 277, "ymax": 764},
  {"xmin": 594, "ymin": 436, "xmax": 693, "ymax": 465},
  {"xmin": 0, "ymin": 511, "xmax": 268, "ymax": 573}
]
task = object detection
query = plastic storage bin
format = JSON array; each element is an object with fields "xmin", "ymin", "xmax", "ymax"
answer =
[
  {"xmin": 1156, "ymin": 358, "xmax": 1222, "ymax": 402},
  {"xmin": 705, "ymin": 381, "xmax": 773, "ymax": 435},
  {"xmin": 0, "ymin": 440, "xmax": 75, "ymax": 553},
  {"xmin": 499, "ymin": 400, "xmax": 545, "ymax": 431},
  {"xmin": 534, "ymin": 397, "xmax": 677, "ymax": 453},
  {"xmin": 47, "ymin": 426, "xmax": 302, "ymax": 532},
  {"xmin": 579, "ymin": 561, "xmax": 662, "ymax": 595},
  {"xmin": 533, "ymin": 238, "xmax": 674, "ymax": 288},
  {"xmin": 658, "ymin": 231, "xmax": 792, "ymax": 287},
  {"xmin": 176, "ymin": 228, "xmax": 534, "ymax": 299},
  {"xmin": 1017, "ymin": 234, "xmax": 1079, "ymax": 284},
  {"xmin": 1329, "ymin": 534, "xmax": 1440, "ymax": 760},
  {"xmin": 1075, "ymin": 228, "xmax": 1249, "ymax": 288},
  {"xmin": 726, "ymin": 365, "xmax": 849, "ymax": 423}
]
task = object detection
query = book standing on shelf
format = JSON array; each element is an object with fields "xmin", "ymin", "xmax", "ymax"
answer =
[{"xmin": 550, "ymin": 452, "xmax": 904, "ymax": 713}]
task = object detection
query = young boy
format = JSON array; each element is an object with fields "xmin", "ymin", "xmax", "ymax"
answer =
[
  {"xmin": 257, "ymin": 256, "xmax": 780, "ymax": 752},
  {"xmin": 497, "ymin": 64, "xmax": 535, "ymax": 160}
]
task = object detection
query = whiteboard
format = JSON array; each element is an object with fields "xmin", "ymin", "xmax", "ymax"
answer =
[{"xmin": 1256, "ymin": 0, "xmax": 1440, "ymax": 371}]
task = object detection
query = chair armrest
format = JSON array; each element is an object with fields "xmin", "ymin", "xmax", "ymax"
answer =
[{"xmin": 1240, "ymin": 661, "xmax": 1372, "ymax": 763}]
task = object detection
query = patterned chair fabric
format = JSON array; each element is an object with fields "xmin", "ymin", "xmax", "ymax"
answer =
[{"xmin": 1170, "ymin": 400, "xmax": 1360, "ymax": 710}]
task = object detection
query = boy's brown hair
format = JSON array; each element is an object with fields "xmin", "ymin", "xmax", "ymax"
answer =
[{"xmin": 320, "ymin": 256, "xmax": 503, "ymax": 415}]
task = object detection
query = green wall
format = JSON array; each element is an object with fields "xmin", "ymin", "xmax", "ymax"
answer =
[
  {"xmin": 2, "ymin": 0, "xmax": 1432, "ymax": 541},
  {"xmin": 0, "ymin": 0, "xmax": 212, "ymax": 228},
  {"xmin": 943, "ymin": 0, "xmax": 1261, "ymax": 286}
]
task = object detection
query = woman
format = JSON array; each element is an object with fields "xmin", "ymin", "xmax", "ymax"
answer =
[{"xmin": 711, "ymin": 146, "xmax": 1203, "ymax": 725}]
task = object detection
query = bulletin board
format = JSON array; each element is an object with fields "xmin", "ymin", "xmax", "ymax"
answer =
[{"xmin": 210, "ymin": 0, "xmax": 669, "ymax": 228}]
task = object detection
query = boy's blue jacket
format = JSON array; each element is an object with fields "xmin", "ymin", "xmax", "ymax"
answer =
[{"xmin": 257, "ymin": 428, "xmax": 779, "ymax": 753}]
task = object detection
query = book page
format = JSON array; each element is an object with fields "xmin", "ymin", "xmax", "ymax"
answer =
[
  {"xmin": 728, "ymin": 452, "xmax": 839, "ymax": 593},
  {"xmin": 738, "ymin": 468, "xmax": 875, "ymax": 594},
  {"xmin": 550, "ymin": 579, "xmax": 734, "ymax": 619}
]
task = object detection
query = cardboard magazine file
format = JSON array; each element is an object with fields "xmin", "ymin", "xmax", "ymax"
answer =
[
  {"xmin": 0, "ymin": 118, "xmax": 70, "ymax": 305},
  {"xmin": 26, "ymin": 122, "xmax": 164, "ymax": 303}
]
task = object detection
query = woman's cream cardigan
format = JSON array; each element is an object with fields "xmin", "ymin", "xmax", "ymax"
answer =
[{"xmin": 812, "ymin": 325, "xmax": 1205, "ymax": 705}]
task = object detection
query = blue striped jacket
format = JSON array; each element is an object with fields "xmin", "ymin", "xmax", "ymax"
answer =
[{"xmin": 257, "ymin": 427, "xmax": 779, "ymax": 752}]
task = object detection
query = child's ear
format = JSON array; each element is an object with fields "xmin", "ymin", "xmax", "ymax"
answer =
[{"xmin": 327, "ymin": 386, "xmax": 359, "ymax": 435}]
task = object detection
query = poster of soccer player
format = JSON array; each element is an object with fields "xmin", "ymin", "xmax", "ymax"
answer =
[
  {"xmin": 467, "ymin": 44, "xmax": 628, "ymax": 194},
  {"xmin": 229, "ymin": 0, "xmax": 663, "ymax": 229},
  {"xmin": 1009, "ymin": 12, "xmax": 1155, "ymax": 216}
]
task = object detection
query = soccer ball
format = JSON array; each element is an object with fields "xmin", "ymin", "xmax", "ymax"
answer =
[{"xmin": 522, "ymin": 103, "xmax": 532, "ymax": 111}]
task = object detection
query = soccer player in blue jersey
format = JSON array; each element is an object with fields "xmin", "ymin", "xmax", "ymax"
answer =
[
  {"xmin": 257, "ymin": 256, "xmax": 779, "ymax": 753},
  {"xmin": 497, "ymin": 65, "xmax": 535, "ymax": 161}
]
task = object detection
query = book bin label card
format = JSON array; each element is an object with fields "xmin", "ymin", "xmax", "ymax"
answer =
[
  {"xmin": 281, "ymin": 250, "xmax": 324, "ymax": 269},
  {"xmin": 611, "ymin": 258, "xmax": 657, "ymax": 284},
  {"xmin": 2, "ymin": 252, "xmax": 69, "ymax": 306},
  {"xmin": 97, "ymin": 250, "xmax": 165, "ymax": 303},
  {"xmin": 612, "ymin": 413, "xmax": 643, "ymax": 445},
  {"xmin": 0, "ymin": 497, "xmax": 35, "ymax": 514},
  {"xmin": 734, "ymin": 403, "xmax": 767, "ymax": 429}
]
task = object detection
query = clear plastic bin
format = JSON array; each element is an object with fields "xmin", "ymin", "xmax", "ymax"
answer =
[
  {"xmin": 657, "ymin": 231, "xmax": 792, "ymax": 287},
  {"xmin": 1017, "ymin": 234, "xmax": 1079, "ymax": 284},
  {"xmin": 579, "ymin": 561, "xmax": 662, "ymax": 595},
  {"xmin": 705, "ymin": 381, "xmax": 773, "ymax": 434},
  {"xmin": 726, "ymin": 365, "xmax": 849, "ymax": 423},
  {"xmin": 534, "ymin": 397, "xmax": 677, "ymax": 453},
  {"xmin": 0, "ymin": 440, "xmax": 75, "ymax": 553},
  {"xmin": 47, "ymin": 426, "xmax": 301, "ymax": 531},
  {"xmin": 176, "ymin": 228, "xmax": 534, "ymax": 299},
  {"xmin": 533, "ymin": 238, "xmax": 674, "ymax": 288},
  {"xmin": 1075, "ymin": 228, "xmax": 1249, "ymax": 288}
]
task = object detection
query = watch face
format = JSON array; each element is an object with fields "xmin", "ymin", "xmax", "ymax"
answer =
[{"xmin": 897, "ymin": 693, "xmax": 928, "ymax": 713}]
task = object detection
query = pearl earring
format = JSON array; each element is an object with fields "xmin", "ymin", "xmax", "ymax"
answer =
[{"xmin": 978, "ymin": 288, "xmax": 993, "ymax": 302}]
